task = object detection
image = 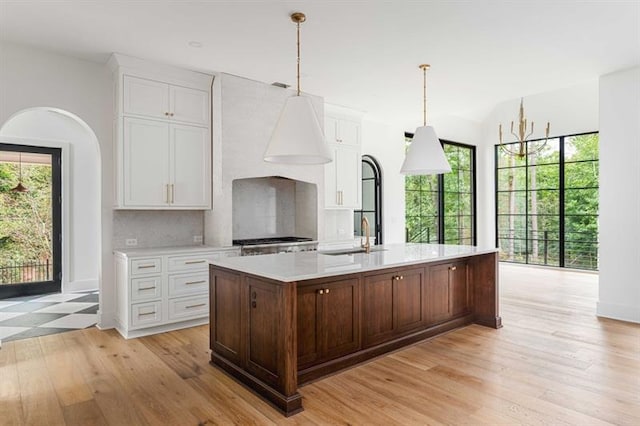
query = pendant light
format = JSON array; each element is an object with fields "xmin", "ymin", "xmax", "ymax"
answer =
[
  {"xmin": 11, "ymin": 152, "xmax": 29, "ymax": 193},
  {"xmin": 264, "ymin": 12, "xmax": 331, "ymax": 165},
  {"xmin": 400, "ymin": 64, "xmax": 451, "ymax": 175}
]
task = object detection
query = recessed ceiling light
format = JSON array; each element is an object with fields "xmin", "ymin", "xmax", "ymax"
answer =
[{"xmin": 188, "ymin": 41, "xmax": 203, "ymax": 48}]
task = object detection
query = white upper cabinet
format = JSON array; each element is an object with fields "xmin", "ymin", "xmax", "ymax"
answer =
[
  {"xmin": 324, "ymin": 109, "xmax": 363, "ymax": 209},
  {"xmin": 123, "ymin": 75, "xmax": 209, "ymax": 126},
  {"xmin": 109, "ymin": 54, "xmax": 213, "ymax": 210}
]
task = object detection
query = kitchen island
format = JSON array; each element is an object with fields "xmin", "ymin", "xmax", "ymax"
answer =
[{"xmin": 208, "ymin": 243, "xmax": 501, "ymax": 416}]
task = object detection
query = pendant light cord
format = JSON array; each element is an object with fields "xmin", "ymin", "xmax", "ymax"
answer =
[
  {"xmin": 296, "ymin": 19, "xmax": 301, "ymax": 96},
  {"xmin": 422, "ymin": 65, "xmax": 427, "ymax": 126}
]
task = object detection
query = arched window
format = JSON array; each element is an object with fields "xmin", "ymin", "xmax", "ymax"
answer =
[{"xmin": 354, "ymin": 155, "xmax": 383, "ymax": 244}]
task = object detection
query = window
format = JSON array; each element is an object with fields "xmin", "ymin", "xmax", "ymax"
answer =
[
  {"xmin": 354, "ymin": 155, "xmax": 383, "ymax": 243},
  {"xmin": 495, "ymin": 132, "xmax": 599, "ymax": 270},
  {"xmin": 405, "ymin": 138, "xmax": 476, "ymax": 245}
]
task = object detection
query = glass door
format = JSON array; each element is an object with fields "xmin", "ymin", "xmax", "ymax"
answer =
[{"xmin": 0, "ymin": 144, "xmax": 62, "ymax": 299}]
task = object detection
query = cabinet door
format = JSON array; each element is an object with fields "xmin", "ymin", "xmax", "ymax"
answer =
[
  {"xmin": 123, "ymin": 117, "xmax": 170, "ymax": 207},
  {"xmin": 362, "ymin": 271, "xmax": 395, "ymax": 347},
  {"xmin": 324, "ymin": 146, "xmax": 339, "ymax": 207},
  {"xmin": 338, "ymin": 119, "xmax": 360, "ymax": 146},
  {"xmin": 449, "ymin": 261, "xmax": 470, "ymax": 317},
  {"xmin": 123, "ymin": 76, "xmax": 169, "ymax": 120},
  {"xmin": 335, "ymin": 145, "xmax": 361, "ymax": 209},
  {"xmin": 170, "ymin": 85, "xmax": 209, "ymax": 126},
  {"xmin": 246, "ymin": 277, "xmax": 281, "ymax": 387},
  {"xmin": 324, "ymin": 116, "xmax": 339, "ymax": 144},
  {"xmin": 395, "ymin": 267, "xmax": 426, "ymax": 333},
  {"xmin": 427, "ymin": 263, "xmax": 451, "ymax": 324},
  {"xmin": 322, "ymin": 278, "xmax": 360, "ymax": 360},
  {"xmin": 297, "ymin": 285, "xmax": 322, "ymax": 368},
  {"xmin": 170, "ymin": 124, "xmax": 210, "ymax": 208}
]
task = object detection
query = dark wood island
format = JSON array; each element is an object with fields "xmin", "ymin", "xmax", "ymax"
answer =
[{"xmin": 209, "ymin": 243, "xmax": 501, "ymax": 416}]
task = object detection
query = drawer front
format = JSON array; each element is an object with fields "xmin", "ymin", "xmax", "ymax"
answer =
[
  {"xmin": 168, "ymin": 272, "xmax": 208, "ymax": 297},
  {"xmin": 131, "ymin": 276, "xmax": 162, "ymax": 302},
  {"xmin": 131, "ymin": 257, "xmax": 162, "ymax": 276},
  {"xmin": 168, "ymin": 295, "xmax": 209, "ymax": 321},
  {"xmin": 167, "ymin": 253, "xmax": 222, "ymax": 272},
  {"xmin": 131, "ymin": 301, "xmax": 163, "ymax": 328}
]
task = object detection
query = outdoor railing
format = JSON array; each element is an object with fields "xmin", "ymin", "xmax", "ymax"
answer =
[{"xmin": 0, "ymin": 259, "xmax": 51, "ymax": 285}]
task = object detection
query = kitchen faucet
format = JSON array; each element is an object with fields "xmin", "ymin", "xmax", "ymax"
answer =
[{"xmin": 361, "ymin": 216, "xmax": 371, "ymax": 254}]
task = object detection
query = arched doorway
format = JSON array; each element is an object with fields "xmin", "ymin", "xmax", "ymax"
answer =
[
  {"xmin": 0, "ymin": 107, "xmax": 103, "ymax": 320},
  {"xmin": 354, "ymin": 155, "xmax": 383, "ymax": 244}
]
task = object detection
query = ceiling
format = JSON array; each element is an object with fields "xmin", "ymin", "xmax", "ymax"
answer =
[{"xmin": 1, "ymin": 1, "xmax": 638, "ymax": 130}]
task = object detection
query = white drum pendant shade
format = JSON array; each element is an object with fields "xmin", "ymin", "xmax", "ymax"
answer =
[
  {"xmin": 400, "ymin": 125, "xmax": 452, "ymax": 175},
  {"xmin": 264, "ymin": 95, "xmax": 331, "ymax": 165}
]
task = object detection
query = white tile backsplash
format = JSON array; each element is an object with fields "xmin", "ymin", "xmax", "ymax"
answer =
[{"xmin": 113, "ymin": 211, "xmax": 204, "ymax": 249}]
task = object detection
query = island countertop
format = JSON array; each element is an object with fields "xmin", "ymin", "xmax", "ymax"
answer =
[{"xmin": 209, "ymin": 243, "xmax": 498, "ymax": 282}]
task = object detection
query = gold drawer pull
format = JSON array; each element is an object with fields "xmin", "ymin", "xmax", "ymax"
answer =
[
  {"xmin": 186, "ymin": 303, "xmax": 206, "ymax": 309},
  {"xmin": 450, "ymin": 266, "xmax": 457, "ymax": 271},
  {"xmin": 138, "ymin": 264, "xmax": 156, "ymax": 269},
  {"xmin": 185, "ymin": 260, "xmax": 206, "ymax": 265},
  {"xmin": 139, "ymin": 311, "xmax": 156, "ymax": 316},
  {"xmin": 138, "ymin": 286, "xmax": 156, "ymax": 291},
  {"xmin": 185, "ymin": 280, "xmax": 206, "ymax": 285}
]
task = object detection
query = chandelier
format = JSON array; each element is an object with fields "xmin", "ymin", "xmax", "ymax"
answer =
[{"xmin": 498, "ymin": 98, "xmax": 550, "ymax": 158}]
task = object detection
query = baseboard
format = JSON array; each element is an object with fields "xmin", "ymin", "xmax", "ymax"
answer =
[
  {"xmin": 596, "ymin": 301, "xmax": 640, "ymax": 324},
  {"xmin": 64, "ymin": 278, "xmax": 99, "ymax": 293},
  {"xmin": 96, "ymin": 310, "xmax": 116, "ymax": 330}
]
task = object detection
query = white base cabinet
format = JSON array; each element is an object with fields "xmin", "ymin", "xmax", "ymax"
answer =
[{"xmin": 114, "ymin": 246, "xmax": 240, "ymax": 339}]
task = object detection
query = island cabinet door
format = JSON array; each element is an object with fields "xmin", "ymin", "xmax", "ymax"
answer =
[
  {"xmin": 321, "ymin": 278, "xmax": 361, "ymax": 361},
  {"xmin": 363, "ymin": 267, "xmax": 426, "ymax": 347},
  {"xmin": 297, "ymin": 285, "xmax": 322, "ymax": 368},
  {"xmin": 449, "ymin": 261, "xmax": 471, "ymax": 317},
  {"xmin": 426, "ymin": 263, "xmax": 452, "ymax": 324},
  {"xmin": 210, "ymin": 269, "xmax": 242, "ymax": 364}
]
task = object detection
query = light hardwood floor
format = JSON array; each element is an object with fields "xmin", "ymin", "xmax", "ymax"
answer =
[{"xmin": 1, "ymin": 264, "xmax": 639, "ymax": 425}]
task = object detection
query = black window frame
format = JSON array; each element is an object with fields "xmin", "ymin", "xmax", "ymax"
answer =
[
  {"xmin": 494, "ymin": 131, "xmax": 599, "ymax": 270},
  {"xmin": 405, "ymin": 135, "xmax": 477, "ymax": 246},
  {"xmin": 354, "ymin": 155, "xmax": 383, "ymax": 244}
]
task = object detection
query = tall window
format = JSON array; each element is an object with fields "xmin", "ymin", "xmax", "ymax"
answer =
[
  {"xmin": 495, "ymin": 132, "xmax": 599, "ymax": 270},
  {"xmin": 405, "ymin": 139, "xmax": 476, "ymax": 245},
  {"xmin": 354, "ymin": 155, "xmax": 383, "ymax": 243}
]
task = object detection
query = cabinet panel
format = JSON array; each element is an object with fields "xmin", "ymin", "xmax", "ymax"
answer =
[
  {"xmin": 362, "ymin": 272, "xmax": 395, "ymax": 346},
  {"xmin": 450, "ymin": 261, "xmax": 470, "ymax": 317},
  {"xmin": 131, "ymin": 276, "xmax": 162, "ymax": 302},
  {"xmin": 211, "ymin": 270, "xmax": 242, "ymax": 363},
  {"xmin": 168, "ymin": 272, "xmax": 208, "ymax": 297},
  {"xmin": 336, "ymin": 145, "xmax": 361, "ymax": 208},
  {"xmin": 123, "ymin": 76, "xmax": 169, "ymax": 120},
  {"xmin": 168, "ymin": 294, "xmax": 209, "ymax": 321},
  {"xmin": 246, "ymin": 278, "xmax": 281, "ymax": 386},
  {"xmin": 427, "ymin": 264, "xmax": 451, "ymax": 324},
  {"xmin": 123, "ymin": 118, "xmax": 170, "ymax": 207},
  {"xmin": 322, "ymin": 278, "xmax": 360, "ymax": 360},
  {"xmin": 324, "ymin": 116, "xmax": 339, "ymax": 144},
  {"xmin": 170, "ymin": 125, "xmax": 210, "ymax": 207},
  {"xmin": 339, "ymin": 119, "xmax": 360, "ymax": 146},
  {"xmin": 297, "ymin": 285, "xmax": 322, "ymax": 368},
  {"xmin": 130, "ymin": 301, "xmax": 163, "ymax": 328},
  {"xmin": 396, "ymin": 268, "xmax": 425, "ymax": 332},
  {"xmin": 170, "ymin": 85, "xmax": 208, "ymax": 125}
]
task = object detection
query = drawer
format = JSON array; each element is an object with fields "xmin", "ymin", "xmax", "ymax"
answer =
[
  {"xmin": 131, "ymin": 276, "xmax": 162, "ymax": 302},
  {"xmin": 168, "ymin": 295, "xmax": 209, "ymax": 321},
  {"xmin": 131, "ymin": 301, "xmax": 163, "ymax": 328},
  {"xmin": 131, "ymin": 257, "xmax": 162, "ymax": 276},
  {"xmin": 167, "ymin": 253, "xmax": 223, "ymax": 272},
  {"xmin": 168, "ymin": 272, "xmax": 208, "ymax": 297}
]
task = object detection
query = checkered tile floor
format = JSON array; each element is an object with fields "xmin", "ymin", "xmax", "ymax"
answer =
[{"xmin": 0, "ymin": 290, "xmax": 98, "ymax": 344}]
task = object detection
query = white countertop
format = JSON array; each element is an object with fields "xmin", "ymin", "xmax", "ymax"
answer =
[
  {"xmin": 114, "ymin": 245, "xmax": 239, "ymax": 257},
  {"xmin": 209, "ymin": 243, "xmax": 498, "ymax": 282}
]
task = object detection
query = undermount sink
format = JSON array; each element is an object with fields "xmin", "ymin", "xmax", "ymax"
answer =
[{"xmin": 320, "ymin": 246, "xmax": 387, "ymax": 256}]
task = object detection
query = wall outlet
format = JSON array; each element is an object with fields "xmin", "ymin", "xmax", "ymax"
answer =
[
  {"xmin": 193, "ymin": 235, "xmax": 203, "ymax": 243},
  {"xmin": 125, "ymin": 238, "xmax": 138, "ymax": 247}
]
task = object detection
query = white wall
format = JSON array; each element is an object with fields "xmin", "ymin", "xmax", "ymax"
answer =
[
  {"xmin": 477, "ymin": 81, "xmax": 599, "ymax": 247},
  {"xmin": 0, "ymin": 42, "xmax": 115, "ymax": 326},
  {"xmin": 597, "ymin": 66, "xmax": 640, "ymax": 323}
]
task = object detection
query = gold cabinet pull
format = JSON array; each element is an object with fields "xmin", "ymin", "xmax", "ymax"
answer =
[
  {"xmin": 186, "ymin": 303, "xmax": 206, "ymax": 309},
  {"xmin": 400, "ymin": 275, "xmax": 404, "ymax": 280},
  {"xmin": 185, "ymin": 260, "xmax": 206, "ymax": 265},
  {"xmin": 164, "ymin": 112, "xmax": 169, "ymax": 116},
  {"xmin": 138, "ymin": 264, "xmax": 156, "ymax": 269},
  {"xmin": 166, "ymin": 184, "xmax": 170, "ymax": 203},
  {"xmin": 318, "ymin": 289, "xmax": 324, "ymax": 295},
  {"xmin": 169, "ymin": 112, "xmax": 175, "ymax": 117},
  {"xmin": 139, "ymin": 311, "xmax": 156, "ymax": 316},
  {"xmin": 325, "ymin": 288, "xmax": 330, "ymax": 294},
  {"xmin": 450, "ymin": 266, "xmax": 457, "ymax": 271},
  {"xmin": 185, "ymin": 280, "xmax": 206, "ymax": 285},
  {"xmin": 138, "ymin": 286, "xmax": 156, "ymax": 291},
  {"xmin": 171, "ymin": 184, "xmax": 174, "ymax": 203}
]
